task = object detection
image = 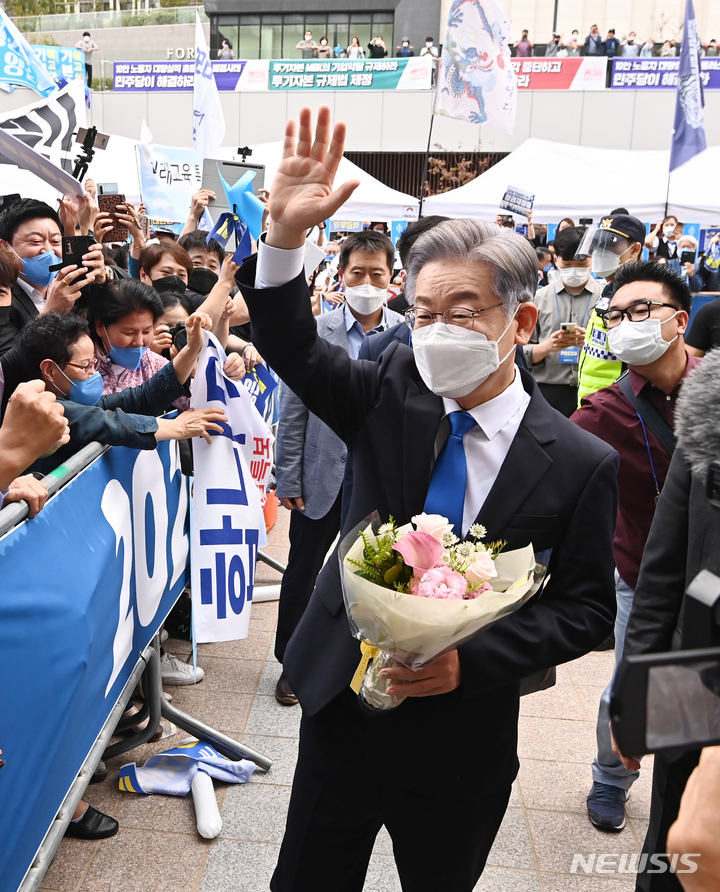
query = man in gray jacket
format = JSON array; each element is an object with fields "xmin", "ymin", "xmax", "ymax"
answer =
[{"xmin": 273, "ymin": 229, "xmax": 404, "ymax": 704}]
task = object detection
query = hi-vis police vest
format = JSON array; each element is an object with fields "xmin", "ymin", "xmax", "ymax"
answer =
[{"xmin": 577, "ymin": 297, "xmax": 623, "ymax": 406}]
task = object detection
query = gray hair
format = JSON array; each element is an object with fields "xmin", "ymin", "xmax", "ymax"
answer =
[
  {"xmin": 404, "ymin": 218, "xmax": 537, "ymax": 317},
  {"xmin": 677, "ymin": 233, "xmax": 698, "ymax": 250}
]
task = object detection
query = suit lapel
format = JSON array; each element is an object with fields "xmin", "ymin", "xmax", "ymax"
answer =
[
  {"xmin": 474, "ymin": 377, "xmax": 557, "ymax": 539},
  {"xmin": 324, "ymin": 308, "xmax": 349, "ymax": 351},
  {"xmin": 13, "ymin": 283, "xmax": 38, "ymax": 319}
]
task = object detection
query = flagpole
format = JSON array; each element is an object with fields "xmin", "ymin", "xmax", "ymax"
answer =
[{"xmin": 417, "ymin": 111, "xmax": 435, "ymax": 217}]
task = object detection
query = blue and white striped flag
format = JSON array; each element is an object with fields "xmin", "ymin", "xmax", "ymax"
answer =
[
  {"xmin": 193, "ymin": 10, "xmax": 225, "ymax": 161},
  {"xmin": 670, "ymin": 0, "xmax": 706, "ymax": 172}
]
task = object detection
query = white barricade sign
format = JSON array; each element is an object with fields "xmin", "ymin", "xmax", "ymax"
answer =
[{"xmin": 191, "ymin": 332, "xmax": 273, "ymax": 642}]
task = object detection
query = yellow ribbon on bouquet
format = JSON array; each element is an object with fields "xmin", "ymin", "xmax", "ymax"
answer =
[{"xmin": 350, "ymin": 641, "xmax": 380, "ymax": 694}]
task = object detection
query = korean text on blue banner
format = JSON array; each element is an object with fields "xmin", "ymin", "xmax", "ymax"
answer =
[
  {"xmin": 611, "ymin": 57, "xmax": 720, "ymax": 89},
  {"xmin": 31, "ymin": 46, "xmax": 85, "ymax": 85},
  {"xmin": 0, "ymin": 440, "xmax": 190, "ymax": 892}
]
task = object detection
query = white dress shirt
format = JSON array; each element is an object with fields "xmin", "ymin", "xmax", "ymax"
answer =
[
  {"xmin": 440, "ymin": 370, "xmax": 530, "ymax": 536},
  {"xmin": 16, "ymin": 277, "xmax": 45, "ymax": 313},
  {"xmin": 256, "ymin": 239, "xmax": 531, "ymax": 535}
]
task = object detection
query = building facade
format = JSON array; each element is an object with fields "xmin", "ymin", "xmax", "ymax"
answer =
[{"xmin": 204, "ymin": 0, "xmax": 445, "ymax": 61}]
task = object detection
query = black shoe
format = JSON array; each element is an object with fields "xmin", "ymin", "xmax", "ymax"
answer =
[
  {"xmin": 594, "ymin": 631, "xmax": 615, "ymax": 652},
  {"xmin": 65, "ymin": 804, "xmax": 119, "ymax": 840},
  {"xmin": 89, "ymin": 761, "xmax": 107, "ymax": 784},
  {"xmin": 275, "ymin": 673, "xmax": 298, "ymax": 706}
]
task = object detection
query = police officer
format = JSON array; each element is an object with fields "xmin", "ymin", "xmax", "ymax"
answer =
[{"xmin": 575, "ymin": 214, "xmax": 646, "ymax": 405}]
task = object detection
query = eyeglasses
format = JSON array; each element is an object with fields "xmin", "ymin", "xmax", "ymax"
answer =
[
  {"xmin": 599, "ymin": 301, "xmax": 680, "ymax": 329},
  {"xmin": 65, "ymin": 357, "xmax": 99, "ymax": 373},
  {"xmin": 404, "ymin": 303, "xmax": 504, "ymax": 330}
]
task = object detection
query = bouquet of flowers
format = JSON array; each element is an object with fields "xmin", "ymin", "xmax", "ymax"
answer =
[{"xmin": 339, "ymin": 512, "xmax": 549, "ymax": 710}]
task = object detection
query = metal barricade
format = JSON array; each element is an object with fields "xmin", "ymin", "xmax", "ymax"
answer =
[{"xmin": 2, "ymin": 441, "xmax": 272, "ymax": 892}]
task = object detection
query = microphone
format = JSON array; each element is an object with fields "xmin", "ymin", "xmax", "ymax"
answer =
[{"xmin": 676, "ymin": 349, "xmax": 720, "ymax": 479}]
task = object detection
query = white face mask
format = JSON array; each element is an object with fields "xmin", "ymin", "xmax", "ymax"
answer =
[
  {"xmin": 663, "ymin": 226, "xmax": 677, "ymax": 239},
  {"xmin": 344, "ymin": 283, "xmax": 388, "ymax": 315},
  {"xmin": 411, "ymin": 310, "xmax": 518, "ymax": 399},
  {"xmin": 592, "ymin": 246, "xmax": 632, "ymax": 279},
  {"xmin": 558, "ymin": 266, "xmax": 590, "ymax": 288},
  {"xmin": 607, "ymin": 312, "xmax": 680, "ymax": 366}
]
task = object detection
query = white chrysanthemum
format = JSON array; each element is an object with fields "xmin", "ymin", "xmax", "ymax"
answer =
[
  {"xmin": 456, "ymin": 543, "xmax": 474, "ymax": 558},
  {"xmin": 470, "ymin": 523, "xmax": 487, "ymax": 540},
  {"xmin": 377, "ymin": 523, "xmax": 395, "ymax": 538},
  {"xmin": 442, "ymin": 552, "xmax": 452, "ymax": 566},
  {"xmin": 441, "ymin": 531, "xmax": 459, "ymax": 547}
]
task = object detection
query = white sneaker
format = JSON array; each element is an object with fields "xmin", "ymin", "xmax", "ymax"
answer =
[
  {"xmin": 160, "ymin": 629, "xmax": 169, "ymax": 644},
  {"xmin": 160, "ymin": 652, "xmax": 205, "ymax": 685}
]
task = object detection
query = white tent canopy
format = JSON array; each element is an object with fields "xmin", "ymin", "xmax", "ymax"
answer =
[
  {"xmin": 216, "ymin": 141, "xmax": 419, "ymax": 223},
  {"xmin": 422, "ymin": 138, "xmax": 720, "ymax": 227}
]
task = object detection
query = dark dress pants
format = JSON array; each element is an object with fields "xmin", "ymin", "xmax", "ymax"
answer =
[
  {"xmin": 274, "ymin": 492, "xmax": 342, "ymax": 663},
  {"xmin": 270, "ymin": 689, "xmax": 513, "ymax": 892},
  {"xmin": 635, "ymin": 749, "xmax": 701, "ymax": 891}
]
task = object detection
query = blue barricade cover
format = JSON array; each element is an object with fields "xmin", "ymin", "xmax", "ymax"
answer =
[{"xmin": 0, "ymin": 441, "xmax": 190, "ymax": 891}]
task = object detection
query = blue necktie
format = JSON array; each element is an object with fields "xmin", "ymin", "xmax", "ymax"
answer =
[{"xmin": 423, "ymin": 411, "xmax": 477, "ymax": 536}]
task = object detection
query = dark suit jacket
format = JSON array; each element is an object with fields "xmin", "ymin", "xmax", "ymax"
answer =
[
  {"xmin": 238, "ymin": 258, "xmax": 618, "ymax": 797},
  {"xmin": 0, "ymin": 283, "xmax": 38, "ymax": 357},
  {"xmin": 624, "ymin": 449, "xmax": 720, "ymax": 657}
]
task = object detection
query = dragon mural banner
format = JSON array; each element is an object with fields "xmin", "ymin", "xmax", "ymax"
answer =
[{"xmin": 434, "ymin": 0, "xmax": 517, "ymax": 134}]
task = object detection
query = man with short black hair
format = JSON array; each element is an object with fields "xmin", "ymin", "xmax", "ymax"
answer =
[
  {"xmin": 75, "ymin": 31, "xmax": 99, "ymax": 84},
  {"xmin": 526, "ymin": 227, "xmax": 604, "ymax": 416},
  {"xmin": 572, "ymin": 260, "xmax": 699, "ymax": 833},
  {"xmin": 0, "ymin": 199, "xmax": 99, "ymax": 355}
]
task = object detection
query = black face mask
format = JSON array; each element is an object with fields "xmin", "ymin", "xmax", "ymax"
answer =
[
  {"xmin": 188, "ymin": 267, "xmax": 219, "ymax": 296},
  {"xmin": 152, "ymin": 274, "xmax": 187, "ymax": 295}
]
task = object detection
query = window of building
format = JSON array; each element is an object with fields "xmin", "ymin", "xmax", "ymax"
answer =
[{"xmin": 211, "ymin": 12, "xmax": 395, "ymax": 60}]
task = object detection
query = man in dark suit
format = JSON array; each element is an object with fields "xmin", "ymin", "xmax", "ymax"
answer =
[
  {"xmin": 0, "ymin": 199, "xmax": 98, "ymax": 356},
  {"xmin": 236, "ymin": 107, "xmax": 618, "ymax": 892}
]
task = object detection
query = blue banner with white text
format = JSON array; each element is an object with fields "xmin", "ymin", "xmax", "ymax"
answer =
[{"xmin": 0, "ymin": 441, "xmax": 190, "ymax": 892}]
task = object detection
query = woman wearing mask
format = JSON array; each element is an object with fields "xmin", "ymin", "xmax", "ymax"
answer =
[
  {"xmin": 317, "ymin": 36, "xmax": 333, "ymax": 59},
  {"xmin": 645, "ymin": 215, "xmax": 680, "ymax": 262},
  {"xmin": 87, "ymin": 278, "xmax": 244, "ymax": 400},
  {"xmin": 346, "ymin": 36, "xmax": 364, "ymax": 59}
]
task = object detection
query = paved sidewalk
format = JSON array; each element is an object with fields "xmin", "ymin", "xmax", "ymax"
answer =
[{"xmin": 40, "ymin": 507, "xmax": 651, "ymax": 892}]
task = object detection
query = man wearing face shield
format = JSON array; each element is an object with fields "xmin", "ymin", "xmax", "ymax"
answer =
[
  {"xmin": 575, "ymin": 214, "xmax": 645, "ymax": 405},
  {"xmin": 524, "ymin": 226, "xmax": 604, "ymax": 417},
  {"xmin": 234, "ymin": 107, "xmax": 619, "ymax": 891}
]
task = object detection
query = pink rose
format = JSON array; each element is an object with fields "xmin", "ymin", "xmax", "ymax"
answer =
[
  {"xmin": 465, "ymin": 551, "xmax": 497, "ymax": 584},
  {"xmin": 412, "ymin": 565, "xmax": 468, "ymax": 600},
  {"xmin": 393, "ymin": 530, "xmax": 444, "ymax": 573},
  {"xmin": 411, "ymin": 512, "xmax": 452, "ymax": 541},
  {"xmin": 466, "ymin": 581, "xmax": 494, "ymax": 600}
]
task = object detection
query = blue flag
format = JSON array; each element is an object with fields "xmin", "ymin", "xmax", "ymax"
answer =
[
  {"xmin": 670, "ymin": 0, "xmax": 706, "ymax": 172},
  {"xmin": 0, "ymin": 10, "xmax": 56, "ymax": 97}
]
